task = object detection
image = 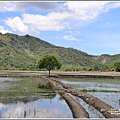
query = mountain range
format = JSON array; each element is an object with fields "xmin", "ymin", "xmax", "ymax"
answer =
[{"xmin": 0, "ymin": 32, "xmax": 120, "ymax": 71}]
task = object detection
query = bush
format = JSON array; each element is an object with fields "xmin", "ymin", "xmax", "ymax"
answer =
[
  {"xmin": 58, "ymin": 90, "xmax": 65, "ymax": 96},
  {"xmin": 114, "ymin": 62, "xmax": 120, "ymax": 72}
]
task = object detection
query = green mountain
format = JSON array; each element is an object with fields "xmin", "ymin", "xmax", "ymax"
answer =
[{"xmin": 0, "ymin": 33, "xmax": 120, "ymax": 71}]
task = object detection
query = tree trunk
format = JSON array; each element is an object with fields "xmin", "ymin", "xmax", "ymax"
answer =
[{"xmin": 49, "ymin": 70, "xmax": 50, "ymax": 77}]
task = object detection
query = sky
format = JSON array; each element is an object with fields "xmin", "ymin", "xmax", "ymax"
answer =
[{"xmin": 0, "ymin": 1, "xmax": 120, "ymax": 55}]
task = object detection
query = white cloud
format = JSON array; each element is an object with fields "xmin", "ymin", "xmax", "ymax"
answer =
[
  {"xmin": 20, "ymin": 1, "xmax": 120, "ymax": 33},
  {"xmin": 5, "ymin": 16, "xmax": 28, "ymax": 34},
  {"xmin": 1, "ymin": 2, "xmax": 120, "ymax": 21},
  {"xmin": 67, "ymin": 30, "xmax": 81, "ymax": 36},
  {"xmin": 0, "ymin": 25, "xmax": 11, "ymax": 34},
  {"xmin": 4, "ymin": 12, "xmax": 71, "ymax": 34},
  {"xmin": 14, "ymin": 2, "xmax": 59, "ymax": 11},
  {"xmin": 3, "ymin": 1, "xmax": 120, "ymax": 35},
  {"xmin": 0, "ymin": 2, "xmax": 16, "ymax": 12},
  {"xmin": 0, "ymin": 2, "xmax": 59, "ymax": 12},
  {"xmin": 64, "ymin": 1, "xmax": 120, "ymax": 20},
  {"xmin": 63, "ymin": 35, "xmax": 77, "ymax": 41},
  {"xmin": 5, "ymin": 16, "xmax": 40, "ymax": 35},
  {"xmin": 0, "ymin": 2, "xmax": 8, "ymax": 12},
  {"xmin": 103, "ymin": 2, "xmax": 120, "ymax": 12},
  {"xmin": 22, "ymin": 13, "xmax": 70, "ymax": 31},
  {"xmin": 64, "ymin": 1, "xmax": 104, "ymax": 20},
  {"xmin": 63, "ymin": 30, "xmax": 81, "ymax": 41},
  {"xmin": 0, "ymin": 2, "xmax": 69, "ymax": 12}
]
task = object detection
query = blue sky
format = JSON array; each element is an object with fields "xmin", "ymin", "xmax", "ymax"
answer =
[{"xmin": 0, "ymin": 1, "xmax": 120, "ymax": 55}]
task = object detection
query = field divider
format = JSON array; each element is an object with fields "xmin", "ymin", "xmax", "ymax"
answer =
[
  {"xmin": 50, "ymin": 77, "xmax": 120, "ymax": 118},
  {"xmin": 42, "ymin": 76, "xmax": 89, "ymax": 118}
]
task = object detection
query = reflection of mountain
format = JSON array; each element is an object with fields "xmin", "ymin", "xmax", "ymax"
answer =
[
  {"xmin": 0, "ymin": 83, "xmax": 56, "ymax": 104},
  {"xmin": 0, "ymin": 91, "xmax": 57, "ymax": 104}
]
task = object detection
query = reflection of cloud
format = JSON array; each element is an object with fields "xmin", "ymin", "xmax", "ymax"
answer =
[
  {"xmin": 23, "ymin": 108, "xmax": 68, "ymax": 118},
  {"xmin": 0, "ymin": 77, "xmax": 21, "ymax": 90},
  {"xmin": 2, "ymin": 103, "xmax": 26, "ymax": 118},
  {"xmin": 1, "ymin": 98, "xmax": 72, "ymax": 118},
  {"xmin": 3, "ymin": 106, "xmax": 69, "ymax": 118},
  {"xmin": 0, "ymin": 103, "xmax": 6, "ymax": 109}
]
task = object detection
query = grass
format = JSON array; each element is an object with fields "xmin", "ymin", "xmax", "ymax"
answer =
[
  {"xmin": 64, "ymin": 77, "xmax": 120, "ymax": 84},
  {"xmin": 1, "ymin": 70, "xmax": 120, "ymax": 75},
  {"xmin": 58, "ymin": 90, "xmax": 65, "ymax": 96},
  {"xmin": 82, "ymin": 89, "xmax": 120, "ymax": 92}
]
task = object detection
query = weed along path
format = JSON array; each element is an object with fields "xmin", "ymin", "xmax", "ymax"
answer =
[{"xmin": 43, "ymin": 77, "xmax": 120, "ymax": 118}]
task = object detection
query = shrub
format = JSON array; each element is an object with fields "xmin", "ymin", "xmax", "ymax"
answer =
[{"xmin": 58, "ymin": 90, "xmax": 65, "ymax": 96}]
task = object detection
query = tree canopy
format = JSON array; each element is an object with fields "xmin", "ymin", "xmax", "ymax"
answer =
[
  {"xmin": 38, "ymin": 54, "xmax": 62, "ymax": 76},
  {"xmin": 114, "ymin": 61, "xmax": 120, "ymax": 72}
]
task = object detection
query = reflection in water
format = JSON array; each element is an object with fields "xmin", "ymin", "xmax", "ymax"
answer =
[
  {"xmin": 0, "ymin": 94, "xmax": 72, "ymax": 118},
  {"xmin": 61, "ymin": 78, "xmax": 120, "ymax": 116},
  {"xmin": 70, "ymin": 94, "xmax": 104, "ymax": 118},
  {"xmin": 0, "ymin": 77, "xmax": 20, "ymax": 91},
  {"xmin": 0, "ymin": 77, "xmax": 56, "ymax": 104},
  {"xmin": 0, "ymin": 77, "xmax": 72, "ymax": 118},
  {"xmin": 88, "ymin": 92, "xmax": 120, "ymax": 110},
  {"xmin": 61, "ymin": 79, "xmax": 120, "ymax": 91}
]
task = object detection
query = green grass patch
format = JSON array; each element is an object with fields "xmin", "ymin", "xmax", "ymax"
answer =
[{"xmin": 58, "ymin": 90, "xmax": 65, "ymax": 96}]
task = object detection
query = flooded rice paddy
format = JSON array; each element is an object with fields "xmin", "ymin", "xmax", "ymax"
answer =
[
  {"xmin": 0, "ymin": 71, "xmax": 120, "ymax": 118},
  {"xmin": 0, "ymin": 77, "xmax": 72, "ymax": 118},
  {"xmin": 60, "ymin": 78, "xmax": 120, "ymax": 110}
]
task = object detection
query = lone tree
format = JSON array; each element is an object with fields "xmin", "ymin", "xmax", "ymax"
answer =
[{"xmin": 38, "ymin": 54, "xmax": 62, "ymax": 76}]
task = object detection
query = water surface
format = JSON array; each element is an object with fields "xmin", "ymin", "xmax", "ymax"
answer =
[
  {"xmin": 60, "ymin": 78, "xmax": 120, "ymax": 110},
  {"xmin": 0, "ymin": 77, "xmax": 72, "ymax": 118}
]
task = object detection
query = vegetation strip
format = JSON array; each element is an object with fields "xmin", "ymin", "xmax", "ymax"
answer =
[
  {"xmin": 43, "ymin": 76, "xmax": 89, "ymax": 118},
  {"xmin": 1, "ymin": 73, "xmax": 120, "ymax": 79},
  {"xmin": 57, "ymin": 74, "xmax": 120, "ymax": 78},
  {"xmin": 50, "ymin": 78, "xmax": 120, "ymax": 118}
]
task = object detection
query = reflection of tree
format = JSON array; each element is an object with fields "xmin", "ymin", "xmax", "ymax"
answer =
[
  {"xmin": 24, "ymin": 110, "xmax": 26, "ymax": 118},
  {"xmin": 37, "ymin": 82, "xmax": 54, "ymax": 90},
  {"xmin": 38, "ymin": 82, "xmax": 57, "ymax": 99},
  {"xmin": 34, "ymin": 109, "xmax": 36, "ymax": 117},
  {"xmin": 59, "ymin": 96, "xmax": 64, "ymax": 101},
  {"xmin": 0, "ymin": 93, "xmax": 39, "ymax": 104},
  {"xmin": 42, "ymin": 92, "xmax": 57, "ymax": 99}
]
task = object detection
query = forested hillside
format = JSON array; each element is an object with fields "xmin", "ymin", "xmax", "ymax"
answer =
[{"xmin": 0, "ymin": 33, "xmax": 120, "ymax": 71}]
